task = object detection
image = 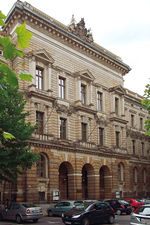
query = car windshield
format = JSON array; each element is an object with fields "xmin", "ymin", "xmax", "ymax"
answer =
[{"xmin": 136, "ymin": 206, "xmax": 150, "ymax": 215}]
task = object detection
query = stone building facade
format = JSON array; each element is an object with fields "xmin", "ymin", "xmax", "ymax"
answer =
[{"xmin": 1, "ymin": 1, "xmax": 150, "ymax": 203}]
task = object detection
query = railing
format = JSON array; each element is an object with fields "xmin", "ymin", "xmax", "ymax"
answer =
[{"xmin": 31, "ymin": 132, "xmax": 54, "ymax": 141}]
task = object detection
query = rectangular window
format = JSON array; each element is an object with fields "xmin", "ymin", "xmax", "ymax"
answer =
[
  {"xmin": 141, "ymin": 142, "xmax": 144, "ymax": 156},
  {"xmin": 115, "ymin": 97, "xmax": 119, "ymax": 115},
  {"xmin": 36, "ymin": 111, "xmax": 44, "ymax": 134},
  {"xmin": 116, "ymin": 131, "xmax": 120, "ymax": 147},
  {"xmin": 132, "ymin": 140, "xmax": 135, "ymax": 154},
  {"xmin": 81, "ymin": 123, "xmax": 87, "ymax": 141},
  {"xmin": 60, "ymin": 118, "xmax": 66, "ymax": 139},
  {"xmin": 81, "ymin": 84, "xmax": 86, "ymax": 104},
  {"xmin": 131, "ymin": 114, "xmax": 134, "ymax": 127},
  {"xmin": 36, "ymin": 66, "xmax": 43, "ymax": 90},
  {"xmin": 99, "ymin": 128, "xmax": 104, "ymax": 146},
  {"xmin": 140, "ymin": 117, "xmax": 143, "ymax": 130},
  {"xmin": 97, "ymin": 92, "xmax": 103, "ymax": 111},
  {"xmin": 59, "ymin": 77, "xmax": 65, "ymax": 99}
]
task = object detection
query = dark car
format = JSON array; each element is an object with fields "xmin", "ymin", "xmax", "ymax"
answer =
[
  {"xmin": 47, "ymin": 200, "xmax": 85, "ymax": 217},
  {"xmin": 62, "ymin": 201, "xmax": 115, "ymax": 225},
  {"xmin": 105, "ymin": 199, "xmax": 132, "ymax": 215},
  {"xmin": 0, "ymin": 202, "xmax": 43, "ymax": 224}
]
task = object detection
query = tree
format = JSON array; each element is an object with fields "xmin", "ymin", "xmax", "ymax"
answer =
[
  {"xmin": 0, "ymin": 11, "xmax": 39, "ymax": 183},
  {"xmin": 142, "ymin": 84, "xmax": 150, "ymax": 136}
]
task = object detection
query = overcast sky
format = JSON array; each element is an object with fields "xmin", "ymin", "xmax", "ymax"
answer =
[{"xmin": 1, "ymin": 0, "xmax": 150, "ymax": 96}]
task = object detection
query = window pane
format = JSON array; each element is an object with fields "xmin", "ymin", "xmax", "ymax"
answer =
[
  {"xmin": 36, "ymin": 67, "xmax": 43, "ymax": 90},
  {"xmin": 60, "ymin": 118, "xmax": 66, "ymax": 139},
  {"xmin": 81, "ymin": 84, "xmax": 86, "ymax": 104},
  {"xmin": 36, "ymin": 111, "xmax": 44, "ymax": 134},
  {"xmin": 59, "ymin": 77, "xmax": 65, "ymax": 99},
  {"xmin": 97, "ymin": 92, "xmax": 102, "ymax": 111},
  {"xmin": 99, "ymin": 128, "xmax": 104, "ymax": 146},
  {"xmin": 82, "ymin": 123, "xmax": 87, "ymax": 141}
]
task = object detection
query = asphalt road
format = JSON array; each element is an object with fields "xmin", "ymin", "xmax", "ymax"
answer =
[{"xmin": 0, "ymin": 214, "xmax": 130, "ymax": 225}]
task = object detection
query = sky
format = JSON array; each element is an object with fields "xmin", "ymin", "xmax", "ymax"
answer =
[{"xmin": 1, "ymin": 0, "xmax": 150, "ymax": 96}]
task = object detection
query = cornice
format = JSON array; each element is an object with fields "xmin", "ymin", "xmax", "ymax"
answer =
[{"xmin": 4, "ymin": 1, "xmax": 131, "ymax": 76}]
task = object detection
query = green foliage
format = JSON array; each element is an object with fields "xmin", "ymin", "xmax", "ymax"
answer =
[
  {"xmin": 0, "ymin": 10, "xmax": 6, "ymax": 26},
  {"xmin": 0, "ymin": 11, "xmax": 38, "ymax": 182},
  {"xmin": 15, "ymin": 23, "xmax": 33, "ymax": 49},
  {"xmin": 142, "ymin": 84, "xmax": 150, "ymax": 136},
  {"xmin": 0, "ymin": 81, "xmax": 39, "ymax": 182}
]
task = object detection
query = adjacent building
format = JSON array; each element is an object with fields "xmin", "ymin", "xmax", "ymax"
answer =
[{"xmin": 1, "ymin": 1, "xmax": 150, "ymax": 203}]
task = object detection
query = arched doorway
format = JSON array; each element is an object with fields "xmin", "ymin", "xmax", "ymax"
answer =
[
  {"xmin": 82, "ymin": 164, "xmax": 95, "ymax": 199},
  {"xmin": 99, "ymin": 165, "xmax": 111, "ymax": 199},
  {"xmin": 59, "ymin": 162, "xmax": 74, "ymax": 200}
]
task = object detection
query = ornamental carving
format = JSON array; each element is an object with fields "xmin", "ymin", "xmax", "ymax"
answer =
[{"xmin": 68, "ymin": 16, "xmax": 93, "ymax": 43}]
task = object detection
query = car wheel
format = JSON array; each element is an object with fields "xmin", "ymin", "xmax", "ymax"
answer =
[
  {"xmin": 33, "ymin": 218, "xmax": 38, "ymax": 223},
  {"xmin": 16, "ymin": 215, "xmax": 22, "ymax": 224},
  {"xmin": 82, "ymin": 217, "xmax": 90, "ymax": 225},
  {"xmin": 48, "ymin": 210, "xmax": 53, "ymax": 217},
  {"xmin": 116, "ymin": 209, "xmax": 121, "ymax": 215},
  {"xmin": 108, "ymin": 215, "xmax": 115, "ymax": 224}
]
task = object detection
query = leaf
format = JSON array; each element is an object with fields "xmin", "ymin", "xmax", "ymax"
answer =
[
  {"xmin": 15, "ymin": 23, "xmax": 33, "ymax": 49},
  {"xmin": 0, "ymin": 37, "xmax": 23, "ymax": 59},
  {"xmin": 0, "ymin": 64, "xmax": 18, "ymax": 87},
  {"xmin": 19, "ymin": 73, "xmax": 33, "ymax": 82},
  {"xmin": 3, "ymin": 131, "xmax": 15, "ymax": 140},
  {"xmin": 0, "ymin": 11, "xmax": 6, "ymax": 26}
]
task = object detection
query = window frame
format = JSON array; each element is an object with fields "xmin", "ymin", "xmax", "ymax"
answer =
[
  {"xmin": 81, "ymin": 122, "xmax": 87, "ymax": 142},
  {"xmin": 81, "ymin": 84, "xmax": 86, "ymax": 105},
  {"xmin": 60, "ymin": 117, "xmax": 67, "ymax": 139},
  {"xmin": 59, "ymin": 76, "xmax": 66, "ymax": 99},
  {"xmin": 36, "ymin": 66, "xmax": 44, "ymax": 90},
  {"xmin": 36, "ymin": 111, "xmax": 44, "ymax": 134},
  {"xmin": 99, "ymin": 127, "xmax": 104, "ymax": 146},
  {"xmin": 97, "ymin": 92, "xmax": 103, "ymax": 112}
]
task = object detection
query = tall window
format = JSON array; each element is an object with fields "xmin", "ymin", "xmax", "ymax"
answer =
[
  {"xmin": 99, "ymin": 128, "xmax": 104, "ymax": 146},
  {"xmin": 142, "ymin": 169, "xmax": 146, "ymax": 184},
  {"xmin": 36, "ymin": 66, "xmax": 43, "ymax": 90},
  {"xmin": 133, "ymin": 167, "xmax": 138, "ymax": 184},
  {"xmin": 97, "ymin": 92, "xmax": 103, "ymax": 111},
  {"xmin": 81, "ymin": 84, "xmax": 86, "ymax": 104},
  {"xmin": 141, "ymin": 142, "xmax": 145, "ymax": 156},
  {"xmin": 36, "ymin": 153, "xmax": 46, "ymax": 178},
  {"xmin": 60, "ymin": 118, "xmax": 66, "ymax": 139},
  {"xmin": 140, "ymin": 117, "xmax": 143, "ymax": 130},
  {"xmin": 132, "ymin": 140, "xmax": 135, "ymax": 154},
  {"xmin": 59, "ymin": 77, "xmax": 65, "ymax": 99},
  {"xmin": 36, "ymin": 111, "xmax": 44, "ymax": 134},
  {"xmin": 118, "ymin": 163, "xmax": 124, "ymax": 182},
  {"xmin": 81, "ymin": 123, "xmax": 87, "ymax": 141},
  {"xmin": 116, "ymin": 131, "xmax": 120, "ymax": 147},
  {"xmin": 131, "ymin": 114, "xmax": 135, "ymax": 127},
  {"xmin": 115, "ymin": 97, "xmax": 119, "ymax": 115}
]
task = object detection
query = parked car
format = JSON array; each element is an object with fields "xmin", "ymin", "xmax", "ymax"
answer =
[
  {"xmin": 139, "ymin": 198, "xmax": 150, "ymax": 204},
  {"xmin": 130, "ymin": 204, "xmax": 150, "ymax": 225},
  {"xmin": 124, "ymin": 198, "xmax": 144, "ymax": 210},
  {"xmin": 105, "ymin": 199, "xmax": 132, "ymax": 215},
  {"xmin": 47, "ymin": 200, "xmax": 85, "ymax": 217},
  {"xmin": 0, "ymin": 202, "xmax": 43, "ymax": 224},
  {"xmin": 62, "ymin": 201, "xmax": 115, "ymax": 225}
]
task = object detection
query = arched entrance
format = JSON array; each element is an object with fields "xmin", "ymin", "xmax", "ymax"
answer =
[
  {"xmin": 99, "ymin": 165, "xmax": 111, "ymax": 199},
  {"xmin": 82, "ymin": 164, "xmax": 95, "ymax": 199},
  {"xmin": 59, "ymin": 162, "xmax": 74, "ymax": 200}
]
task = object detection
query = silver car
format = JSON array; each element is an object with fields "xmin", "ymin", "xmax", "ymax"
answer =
[
  {"xmin": 130, "ymin": 204, "xmax": 150, "ymax": 225},
  {"xmin": 0, "ymin": 202, "xmax": 43, "ymax": 224}
]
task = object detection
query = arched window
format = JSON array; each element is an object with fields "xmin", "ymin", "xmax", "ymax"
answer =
[
  {"xmin": 118, "ymin": 163, "xmax": 124, "ymax": 183},
  {"xmin": 133, "ymin": 167, "xmax": 138, "ymax": 184},
  {"xmin": 36, "ymin": 153, "xmax": 48, "ymax": 178}
]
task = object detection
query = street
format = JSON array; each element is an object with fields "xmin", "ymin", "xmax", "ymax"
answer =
[{"xmin": 0, "ymin": 214, "xmax": 130, "ymax": 225}]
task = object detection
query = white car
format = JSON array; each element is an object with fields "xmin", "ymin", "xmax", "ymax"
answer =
[{"xmin": 130, "ymin": 204, "xmax": 150, "ymax": 225}]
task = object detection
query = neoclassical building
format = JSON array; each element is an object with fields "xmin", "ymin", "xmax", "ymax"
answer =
[{"xmin": 0, "ymin": 1, "xmax": 150, "ymax": 203}]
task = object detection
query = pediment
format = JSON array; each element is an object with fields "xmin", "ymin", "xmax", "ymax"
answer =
[
  {"xmin": 109, "ymin": 85, "xmax": 125, "ymax": 95},
  {"xmin": 27, "ymin": 49, "xmax": 54, "ymax": 64},
  {"xmin": 74, "ymin": 69, "xmax": 95, "ymax": 81}
]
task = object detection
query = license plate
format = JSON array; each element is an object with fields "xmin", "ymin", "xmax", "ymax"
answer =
[{"xmin": 141, "ymin": 218, "xmax": 150, "ymax": 224}]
